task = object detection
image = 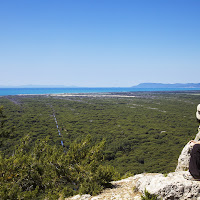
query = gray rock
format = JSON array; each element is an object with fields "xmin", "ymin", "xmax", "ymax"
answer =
[
  {"xmin": 194, "ymin": 130, "xmax": 200, "ymax": 141},
  {"xmin": 176, "ymin": 131, "xmax": 200, "ymax": 172},
  {"xmin": 68, "ymin": 194, "xmax": 91, "ymax": 200},
  {"xmin": 135, "ymin": 171, "xmax": 200, "ymax": 200},
  {"xmin": 135, "ymin": 130, "xmax": 200, "ymax": 200},
  {"xmin": 175, "ymin": 142, "xmax": 192, "ymax": 171}
]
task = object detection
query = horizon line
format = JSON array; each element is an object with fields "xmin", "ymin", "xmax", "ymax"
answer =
[{"xmin": 0, "ymin": 82, "xmax": 200, "ymax": 88}]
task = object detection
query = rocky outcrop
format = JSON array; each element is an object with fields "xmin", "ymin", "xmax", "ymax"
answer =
[
  {"xmin": 66, "ymin": 131, "xmax": 200, "ymax": 200},
  {"xmin": 65, "ymin": 171, "xmax": 200, "ymax": 200},
  {"xmin": 175, "ymin": 142, "xmax": 192, "ymax": 171},
  {"xmin": 135, "ymin": 130, "xmax": 200, "ymax": 200},
  {"xmin": 176, "ymin": 131, "xmax": 200, "ymax": 172},
  {"xmin": 135, "ymin": 171, "xmax": 200, "ymax": 200}
]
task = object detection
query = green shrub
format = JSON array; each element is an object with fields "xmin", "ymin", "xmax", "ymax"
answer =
[
  {"xmin": 0, "ymin": 135, "xmax": 118, "ymax": 199},
  {"xmin": 121, "ymin": 171, "xmax": 134, "ymax": 179},
  {"xmin": 141, "ymin": 189, "xmax": 160, "ymax": 200}
]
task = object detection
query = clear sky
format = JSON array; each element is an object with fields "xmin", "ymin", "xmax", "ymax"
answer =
[{"xmin": 0, "ymin": 0, "xmax": 199, "ymax": 87}]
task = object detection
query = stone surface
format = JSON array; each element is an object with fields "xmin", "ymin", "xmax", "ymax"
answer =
[
  {"xmin": 175, "ymin": 142, "xmax": 192, "ymax": 171},
  {"xmin": 194, "ymin": 130, "xmax": 200, "ymax": 141},
  {"xmin": 68, "ymin": 195, "xmax": 91, "ymax": 200},
  {"xmin": 176, "ymin": 131, "xmax": 200, "ymax": 172},
  {"xmin": 135, "ymin": 171, "xmax": 200, "ymax": 200},
  {"xmin": 66, "ymin": 171, "xmax": 200, "ymax": 200}
]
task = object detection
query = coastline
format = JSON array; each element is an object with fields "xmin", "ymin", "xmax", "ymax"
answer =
[
  {"xmin": 1, "ymin": 87, "xmax": 200, "ymax": 97},
  {"xmin": 1, "ymin": 89, "xmax": 200, "ymax": 98},
  {"xmin": 49, "ymin": 93, "xmax": 136, "ymax": 98}
]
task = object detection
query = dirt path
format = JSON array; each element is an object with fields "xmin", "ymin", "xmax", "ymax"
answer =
[{"xmin": 65, "ymin": 177, "xmax": 141, "ymax": 200}]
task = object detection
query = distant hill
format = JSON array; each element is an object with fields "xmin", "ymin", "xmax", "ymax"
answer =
[{"xmin": 132, "ymin": 83, "xmax": 200, "ymax": 88}]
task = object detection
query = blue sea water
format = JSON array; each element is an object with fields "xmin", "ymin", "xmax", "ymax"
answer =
[{"xmin": 0, "ymin": 87, "xmax": 200, "ymax": 96}]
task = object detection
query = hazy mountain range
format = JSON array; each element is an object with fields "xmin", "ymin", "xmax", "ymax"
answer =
[{"xmin": 132, "ymin": 83, "xmax": 200, "ymax": 88}]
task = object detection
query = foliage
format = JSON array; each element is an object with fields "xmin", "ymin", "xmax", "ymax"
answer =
[
  {"xmin": 0, "ymin": 106, "xmax": 15, "ymax": 138},
  {"xmin": 0, "ymin": 92, "xmax": 199, "ymax": 175},
  {"xmin": 141, "ymin": 189, "xmax": 160, "ymax": 200},
  {"xmin": 0, "ymin": 135, "xmax": 118, "ymax": 199},
  {"xmin": 121, "ymin": 171, "xmax": 134, "ymax": 179}
]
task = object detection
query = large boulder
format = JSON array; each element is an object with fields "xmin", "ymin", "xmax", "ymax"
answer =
[
  {"xmin": 175, "ymin": 142, "xmax": 192, "ymax": 171},
  {"xmin": 135, "ymin": 171, "xmax": 200, "ymax": 200},
  {"xmin": 176, "ymin": 131, "xmax": 200, "ymax": 172},
  {"xmin": 135, "ymin": 130, "xmax": 200, "ymax": 200}
]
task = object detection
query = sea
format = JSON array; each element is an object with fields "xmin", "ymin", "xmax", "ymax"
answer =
[{"xmin": 1, "ymin": 87, "xmax": 200, "ymax": 96}]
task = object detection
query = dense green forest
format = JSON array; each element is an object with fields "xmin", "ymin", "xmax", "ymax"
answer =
[{"xmin": 0, "ymin": 92, "xmax": 200, "ymax": 199}]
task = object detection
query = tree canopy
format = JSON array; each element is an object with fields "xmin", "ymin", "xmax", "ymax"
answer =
[{"xmin": 0, "ymin": 134, "xmax": 119, "ymax": 199}]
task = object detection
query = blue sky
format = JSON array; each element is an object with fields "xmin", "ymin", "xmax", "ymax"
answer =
[{"xmin": 0, "ymin": 0, "xmax": 199, "ymax": 87}]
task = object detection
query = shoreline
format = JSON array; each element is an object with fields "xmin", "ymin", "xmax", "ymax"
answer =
[
  {"xmin": 49, "ymin": 93, "xmax": 136, "ymax": 98},
  {"xmin": 1, "ymin": 87, "xmax": 200, "ymax": 97},
  {"xmin": 1, "ymin": 90, "xmax": 200, "ymax": 98}
]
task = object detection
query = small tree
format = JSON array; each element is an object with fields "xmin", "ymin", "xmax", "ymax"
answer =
[
  {"xmin": 0, "ymin": 135, "xmax": 119, "ymax": 199},
  {"xmin": 0, "ymin": 106, "xmax": 15, "ymax": 138}
]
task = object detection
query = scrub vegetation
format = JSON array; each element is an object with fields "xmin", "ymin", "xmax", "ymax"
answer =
[{"xmin": 0, "ymin": 92, "xmax": 199, "ymax": 199}]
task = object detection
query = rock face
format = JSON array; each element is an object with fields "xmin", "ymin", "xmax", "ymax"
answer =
[
  {"xmin": 135, "ymin": 130, "xmax": 200, "ymax": 200},
  {"xmin": 175, "ymin": 142, "xmax": 192, "ymax": 172},
  {"xmin": 66, "ymin": 171, "xmax": 200, "ymax": 200},
  {"xmin": 176, "ymin": 131, "xmax": 200, "ymax": 172},
  {"xmin": 135, "ymin": 172, "xmax": 200, "ymax": 200}
]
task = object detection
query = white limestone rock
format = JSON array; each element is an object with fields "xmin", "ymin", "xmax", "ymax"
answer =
[
  {"xmin": 176, "ymin": 131, "xmax": 200, "ymax": 172},
  {"xmin": 68, "ymin": 194, "xmax": 91, "ymax": 200},
  {"xmin": 134, "ymin": 131, "xmax": 200, "ymax": 199},
  {"xmin": 194, "ymin": 130, "xmax": 200, "ymax": 141},
  {"xmin": 175, "ymin": 142, "xmax": 192, "ymax": 171},
  {"xmin": 135, "ymin": 171, "xmax": 200, "ymax": 200}
]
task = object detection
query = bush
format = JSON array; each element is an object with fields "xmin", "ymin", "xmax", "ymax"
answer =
[
  {"xmin": 141, "ymin": 189, "xmax": 160, "ymax": 200},
  {"xmin": 0, "ymin": 135, "xmax": 119, "ymax": 199}
]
